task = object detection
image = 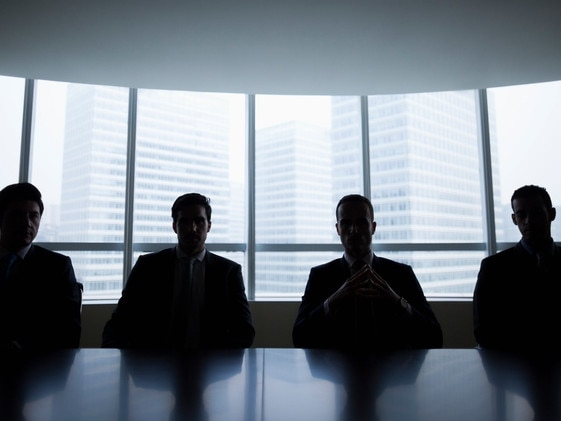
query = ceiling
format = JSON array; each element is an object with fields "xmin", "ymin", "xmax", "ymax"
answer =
[{"xmin": 0, "ymin": 0, "xmax": 560, "ymax": 95}]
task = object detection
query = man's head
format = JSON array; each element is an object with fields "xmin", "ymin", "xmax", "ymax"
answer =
[
  {"xmin": 510, "ymin": 185, "xmax": 556, "ymax": 249},
  {"xmin": 171, "ymin": 193, "xmax": 212, "ymax": 256},
  {"xmin": 335, "ymin": 194, "xmax": 376, "ymax": 259},
  {"xmin": 0, "ymin": 182, "xmax": 44, "ymax": 251}
]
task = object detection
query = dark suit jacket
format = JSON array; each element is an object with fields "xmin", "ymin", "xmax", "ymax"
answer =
[
  {"xmin": 0, "ymin": 245, "xmax": 82, "ymax": 349},
  {"xmin": 292, "ymin": 255, "xmax": 443, "ymax": 350},
  {"xmin": 102, "ymin": 248, "xmax": 255, "ymax": 349},
  {"xmin": 473, "ymin": 242, "xmax": 561, "ymax": 351}
]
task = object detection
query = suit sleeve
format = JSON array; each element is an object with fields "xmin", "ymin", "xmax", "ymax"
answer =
[
  {"xmin": 292, "ymin": 267, "xmax": 334, "ymax": 348},
  {"xmin": 223, "ymin": 263, "xmax": 255, "ymax": 348},
  {"xmin": 473, "ymin": 257, "xmax": 502, "ymax": 348},
  {"xmin": 394, "ymin": 266, "xmax": 443, "ymax": 348},
  {"xmin": 101, "ymin": 256, "xmax": 149, "ymax": 348},
  {"xmin": 52, "ymin": 256, "xmax": 82, "ymax": 348}
]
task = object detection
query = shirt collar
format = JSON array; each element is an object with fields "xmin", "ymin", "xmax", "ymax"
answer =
[
  {"xmin": 344, "ymin": 250, "xmax": 373, "ymax": 268},
  {"xmin": 0, "ymin": 243, "xmax": 32, "ymax": 260},
  {"xmin": 175, "ymin": 246, "xmax": 206, "ymax": 263},
  {"xmin": 520, "ymin": 238, "xmax": 555, "ymax": 257}
]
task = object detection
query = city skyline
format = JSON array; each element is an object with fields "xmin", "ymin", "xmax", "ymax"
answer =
[
  {"xmin": 54, "ymin": 88, "xmax": 495, "ymax": 296},
  {"xmin": 2, "ymin": 75, "xmax": 561, "ymax": 299}
]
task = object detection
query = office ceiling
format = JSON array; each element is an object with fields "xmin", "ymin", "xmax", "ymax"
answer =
[{"xmin": 0, "ymin": 0, "xmax": 560, "ymax": 95}]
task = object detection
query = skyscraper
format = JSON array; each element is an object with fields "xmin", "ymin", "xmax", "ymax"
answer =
[
  {"xmin": 60, "ymin": 85, "xmax": 236, "ymax": 298},
  {"xmin": 255, "ymin": 120, "xmax": 334, "ymax": 294},
  {"xmin": 332, "ymin": 92, "xmax": 502, "ymax": 295},
  {"xmin": 59, "ymin": 85, "xmax": 503, "ymax": 298}
]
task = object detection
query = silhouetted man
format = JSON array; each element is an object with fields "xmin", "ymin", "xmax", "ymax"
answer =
[
  {"xmin": 0, "ymin": 182, "xmax": 82, "ymax": 350},
  {"xmin": 473, "ymin": 185, "xmax": 561, "ymax": 352},
  {"xmin": 293, "ymin": 194, "xmax": 442, "ymax": 350},
  {"xmin": 102, "ymin": 193, "xmax": 255, "ymax": 349}
]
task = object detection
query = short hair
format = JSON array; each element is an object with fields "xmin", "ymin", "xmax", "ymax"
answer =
[
  {"xmin": 511, "ymin": 185, "xmax": 552, "ymax": 211},
  {"xmin": 0, "ymin": 182, "xmax": 44, "ymax": 221},
  {"xmin": 171, "ymin": 193, "xmax": 212, "ymax": 223},
  {"xmin": 335, "ymin": 194, "xmax": 374, "ymax": 221}
]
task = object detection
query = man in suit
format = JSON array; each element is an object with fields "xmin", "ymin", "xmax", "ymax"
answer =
[
  {"xmin": 473, "ymin": 185, "xmax": 561, "ymax": 352},
  {"xmin": 0, "ymin": 182, "xmax": 82, "ymax": 350},
  {"xmin": 102, "ymin": 192, "xmax": 255, "ymax": 349},
  {"xmin": 293, "ymin": 194, "xmax": 442, "ymax": 350}
]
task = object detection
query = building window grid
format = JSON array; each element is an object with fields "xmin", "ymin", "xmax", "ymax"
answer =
[{"xmin": 9, "ymin": 79, "xmax": 516, "ymax": 301}]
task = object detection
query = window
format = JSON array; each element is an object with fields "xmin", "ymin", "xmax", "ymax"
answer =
[
  {"xmin": 488, "ymin": 80, "xmax": 561, "ymax": 244},
  {"xmin": 30, "ymin": 81, "xmax": 129, "ymax": 299},
  {"xmin": 2, "ymin": 76, "xmax": 559, "ymax": 300},
  {"xmin": 135, "ymin": 89, "xmax": 246, "ymax": 246},
  {"xmin": 368, "ymin": 91, "xmax": 485, "ymax": 296},
  {"xmin": 0, "ymin": 75, "xmax": 25, "ymax": 186},
  {"xmin": 255, "ymin": 95, "xmax": 362, "ymax": 296}
]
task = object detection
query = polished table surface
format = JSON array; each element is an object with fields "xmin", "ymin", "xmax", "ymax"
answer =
[{"xmin": 1, "ymin": 347, "xmax": 560, "ymax": 421}]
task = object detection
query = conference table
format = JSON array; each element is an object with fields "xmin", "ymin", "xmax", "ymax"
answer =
[{"xmin": 1, "ymin": 347, "xmax": 559, "ymax": 421}]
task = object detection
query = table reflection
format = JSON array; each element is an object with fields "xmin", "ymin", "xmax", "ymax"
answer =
[
  {"xmin": 1, "ymin": 348, "xmax": 560, "ymax": 421},
  {"xmin": 123, "ymin": 349, "xmax": 248, "ymax": 421},
  {"xmin": 0, "ymin": 350, "xmax": 77, "ymax": 421},
  {"xmin": 305, "ymin": 349, "xmax": 427, "ymax": 421},
  {"xmin": 479, "ymin": 349, "xmax": 561, "ymax": 421}
]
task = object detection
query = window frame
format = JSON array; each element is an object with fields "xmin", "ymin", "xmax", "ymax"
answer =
[{"xmin": 10, "ymin": 79, "xmax": 526, "ymax": 302}]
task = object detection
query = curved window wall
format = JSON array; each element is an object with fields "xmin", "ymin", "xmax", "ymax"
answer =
[{"xmin": 1, "ymin": 75, "xmax": 560, "ymax": 300}]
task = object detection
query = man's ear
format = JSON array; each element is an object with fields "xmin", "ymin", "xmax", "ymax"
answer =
[
  {"xmin": 550, "ymin": 207, "xmax": 556, "ymax": 222},
  {"xmin": 372, "ymin": 221, "xmax": 377, "ymax": 234},
  {"xmin": 335, "ymin": 223, "xmax": 341, "ymax": 236},
  {"xmin": 172, "ymin": 221, "xmax": 178, "ymax": 234},
  {"xmin": 207, "ymin": 220, "xmax": 212, "ymax": 232}
]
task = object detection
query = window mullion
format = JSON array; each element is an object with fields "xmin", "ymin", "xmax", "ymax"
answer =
[
  {"xmin": 19, "ymin": 79, "xmax": 35, "ymax": 182},
  {"xmin": 476, "ymin": 89, "xmax": 497, "ymax": 256},
  {"xmin": 123, "ymin": 87, "xmax": 138, "ymax": 286},
  {"xmin": 246, "ymin": 94, "xmax": 256, "ymax": 300},
  {"xmin": 360, "ymin": 95, "xmax": 371, "ymax": 198}
]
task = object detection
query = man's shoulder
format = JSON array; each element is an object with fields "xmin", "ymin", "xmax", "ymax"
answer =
[
  {"xmin": 131, "ymin": 248, "xmax": 175, "ymax": 272},
  {"xmin": 24, "ymin": 246, "xmax": 77, "ymax": 286},
  {"xmin": 28, "ymin": 244, "xmax": 70, "ymax": 263},
  {"xmin": 374, "ymin": 255, "xmax": 412, "ymax": 271},
  {"xmin": 482, "ymin": 244, "xmax": 523, "ymax": 263},
  {"xmin": 139, "ymin": 248, "xmax": 175, "ymax": 260},
  {"xmin": 206, "ymin": 251, "xmax": 241, "ymax": 268},
  {"xmin": 311, "ymin": 258, "xmax": 345, "ymax": 272}
]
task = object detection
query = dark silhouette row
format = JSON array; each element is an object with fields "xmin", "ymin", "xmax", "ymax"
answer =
[{"xmin": 1, "ymin": 182, "xmax": 558, "ymax": 354}]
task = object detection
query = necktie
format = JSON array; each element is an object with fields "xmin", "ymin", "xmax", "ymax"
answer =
[
  {"xmin": 184, "ymin": 257, "xmax": 194, "ymax": 285},
  {"xmin": 183, "ymin": 258, "xmax": 201, "ymax": 348},
  {"xmin": 172, "ymin": 258, "xmax": 199, "ymax": 349},
  {"xmin": 0, "ymin": 253, "xmax": 18, "ymax": 284},
  {"xmin": 536, "ymin": 252, "xmax": 549, "ymax": 276}
]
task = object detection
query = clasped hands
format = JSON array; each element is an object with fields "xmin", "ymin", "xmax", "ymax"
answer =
[{"xmin": 327, "ymin": 265, "xmax": 400, "ymax": 310}]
